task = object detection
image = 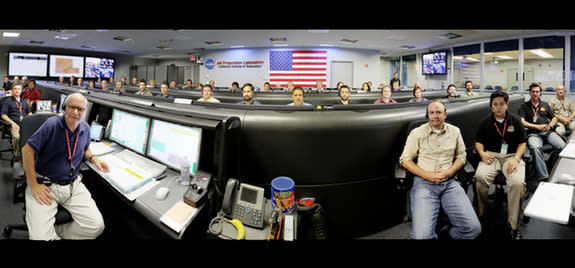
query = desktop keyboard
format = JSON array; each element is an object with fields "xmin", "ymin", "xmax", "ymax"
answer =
[{"xmin": 115, "ymin": 149, "xmax": 167, "ymax": 178}]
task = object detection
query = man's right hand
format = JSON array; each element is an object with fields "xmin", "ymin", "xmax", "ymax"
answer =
[{"xmin": 30, "ymin": 182, "xmax": 52, "ymax": 206}]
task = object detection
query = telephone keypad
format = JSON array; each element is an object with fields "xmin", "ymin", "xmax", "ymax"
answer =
[{"xmin": 233, "ymin": 205, "xmax": 264, "ymax": 229}]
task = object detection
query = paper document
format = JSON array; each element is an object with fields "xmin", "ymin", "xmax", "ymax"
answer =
[
  {"xmin": 89, "ymin": 141, "xmax": 115, "ymax": 156},
  {"xmin": 98, "ymin": 153, "xmax": 157, "ymax": 194},
  {"xmin": 160, "ymin": 201, "xmax": 197, "ymax": 233},
  {"xmin": 559, "ymin": 143, "xmax": 575, "ymax": 159},
  {"xmin": 524, "ymin": 182, "xmax": 574, "ymax": 225}
]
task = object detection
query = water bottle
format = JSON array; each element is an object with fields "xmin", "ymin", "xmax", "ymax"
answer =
[{"xmin": 180, "ymin": 157, "xmax": 191, "ymax": 185}]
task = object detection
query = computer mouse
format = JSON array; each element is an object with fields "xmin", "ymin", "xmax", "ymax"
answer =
[
  {"xmin": 155, "ymin": 187, "xmax": 170, "ymax": 200},
  {"xmin": 556, "ymin": 173, "xmax": 575, "ymax": 185}
]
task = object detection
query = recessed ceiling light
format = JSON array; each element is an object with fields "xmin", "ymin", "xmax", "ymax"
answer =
[
  {"xmin": 273, "ymin": 44, "xmax": 289, "ymax": 47},
  {"xmin": 230, "ymin": 46, "xmax": 245, "ymax": 48},
  {"xmin": 497, "ymin": 55, "xmax": 513, "ymax": 59},
  {"xmin": 3, "ymin": 32, "xmax": 20, "ymax": 37}
]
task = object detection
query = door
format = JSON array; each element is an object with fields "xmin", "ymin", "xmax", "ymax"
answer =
[
  {"xmin": 331, "ymin": 61, "xmax": 353, "ymax": 88},
  {"xmin": 508, "ymin": 68, "xmax": 534, "ymax": 91}
]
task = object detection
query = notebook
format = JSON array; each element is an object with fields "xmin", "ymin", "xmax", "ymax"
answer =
[{"xmin": 524, "ymin": 182, "xmax": 574, "ymax": 225}]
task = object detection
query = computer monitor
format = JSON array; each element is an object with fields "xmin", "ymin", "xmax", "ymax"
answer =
[
  {"xmin": 147, "ymin": 119, "xmax": 202, "ymax": 174},
  {"xmin": 59, "ymin": 94, "xmax": 67, "ymax": 113},
  {"xmin": 109, "ymin": 109, "xmax": 150, "ymax": 155},
  {"xmin": 36, "ymin": 100, "xmax": 52, "ymax": 113}
]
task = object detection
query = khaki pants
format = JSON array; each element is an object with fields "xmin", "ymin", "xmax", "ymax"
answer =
[
  {"xmin": 10, "ymin": 126, "xmax": 20, "ymax": 161},
  {"xmin": 555, "ymin": 121, "xmax": 575, "ymax": 140},
  {"xmin": 475, "ymin": 151, "xmax": 526, "ymax": 230},
  {"xmin": 24, "ymin": 175, "xmax": 105, "ymax": 240}
]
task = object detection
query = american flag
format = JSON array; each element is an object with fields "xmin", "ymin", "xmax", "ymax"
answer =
[{"xmin": 269, "ymin": 50, "xmax": 327, "ymax": 88}]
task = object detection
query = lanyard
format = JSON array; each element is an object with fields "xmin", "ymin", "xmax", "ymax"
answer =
[
  {"xmin": 14, "ymin": 98, "xmax": 22, "ymax": 114},
  {"xmin": 493, "ymin": 120, "xmax": 507, "ymax": 142},
  {"xmin": 65, "ymin": 129, "xmax": 80, "ymax": 169},
  {"xmin": 531, "ymin": 104, "xmax": 539, "ymax": 118}
]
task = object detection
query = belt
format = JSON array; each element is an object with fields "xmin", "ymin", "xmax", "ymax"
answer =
[{"xmin": 36, "ymin": 174, "xmax": 77, "ymax": 186}]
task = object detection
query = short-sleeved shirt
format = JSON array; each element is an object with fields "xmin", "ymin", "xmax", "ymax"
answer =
[
  {"xmin": 1, "ymin": 96, "xmax": 31, "ymax": 126},
  {"xmin": 549, "ymin": 96, "xmax": 575, "ymax": 118},
  {"xmin": 26, "ymin": 115, "xmax": 91, "ymax": 183},
  {"xmin": 475, "ymin": 112, "xmax": 527, "ymax": 154},
  {"xmin": 399, "ymin": 122, "xmax": 467, "ymax": 171},
  {"xmin": 517, "ymin": 100, "xmax": 555, "ymax": 134}
]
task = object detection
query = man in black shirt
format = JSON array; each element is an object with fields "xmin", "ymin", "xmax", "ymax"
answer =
[
  {"xmin": 1, "ymin": 83, "xmax": 32, "ymax": 161},
  {"xmin": 475, "ymin": 90, "xmax": 526, "ymax": 239},
  {"xmin": 517, "ymin": 83, "xmax": 565, "ymax": 181}
]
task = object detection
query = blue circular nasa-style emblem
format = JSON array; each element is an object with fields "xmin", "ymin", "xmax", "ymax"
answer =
[{"xmin": 205, "ymin": 59, "xmax": 215, "ymax": 70}]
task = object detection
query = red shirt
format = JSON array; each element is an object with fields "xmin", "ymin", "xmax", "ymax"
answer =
[
  {"xmin": 373, "ymin": 97, "xmax": 397, "ymax": 104},
  {"xmin": 22, "ymin": 88, "xmax": 41, "ymax": 103}
]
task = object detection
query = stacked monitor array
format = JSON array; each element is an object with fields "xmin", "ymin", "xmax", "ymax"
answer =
[
  {"xmin": 8, "ymin": 52, "xmax": 115, "ymax": 79},
  {"xmin": 107, "ymin": 108, "xmax": 203, "ymax": 174}
]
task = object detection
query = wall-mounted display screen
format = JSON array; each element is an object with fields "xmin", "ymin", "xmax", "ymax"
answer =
[
  {"xmin": 49, "ymin": 54, "xmax": 84, "ymax": 77},
  {"xmin": 8, "ymin": 52, "xmax": 48, "ymax": 77},
  {"xmin": 85, "ymin": 57, "xmax": 115, "ymax": 78},
  {"xmin": 422, "ymin": 51, "xmax": 447, "ymax": 75}
]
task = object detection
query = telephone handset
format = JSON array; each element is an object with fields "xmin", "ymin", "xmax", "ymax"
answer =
[{"xmin": 221, "ymin": 178, "xmax": 265, "ymax": 229}]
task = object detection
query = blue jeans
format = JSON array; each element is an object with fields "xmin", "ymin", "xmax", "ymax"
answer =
[
  {"xmin": 410, "ymin": 176, "xmax": 481, "ymax": 239},
  {"xmin": 527, "ymin": 131, "xmax": 565, "ymax": 180}
]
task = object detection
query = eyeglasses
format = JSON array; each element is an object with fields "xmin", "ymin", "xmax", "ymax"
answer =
[{"xmin": 66, "ymin": 105, "xmax": 86, "ymax": 112}]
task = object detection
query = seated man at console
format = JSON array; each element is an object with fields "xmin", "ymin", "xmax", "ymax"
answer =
[
  {"xmin": 399, "ymin": 100, "xmax": 481, "ymax": 239},
  {"xmin": 237, "ymin": 83, "xmax": 261, "ymax": 105},
  {"xmin": 196, "ymin": 84, "xmax": 221, "ymax": 103},
  {"xmin": 23, "ymin": 93, "xmax": 109, "ymax": 240},
  {"xmin": 517, "ymin": 82, "xmax": 565, "ymax": 181},
  {"xmin": 135, "ymin": 79, "xmax": 152, "ymax": 96},
  {"xmin": 335, "ymin": 85, "xmax": 352, "ymax": 105},
  {"xmin": 156, "ymin": 81, "xmax": 175, "ymax": 99},
  {"xmin": 549, "ymin": 84, "xmax": 575, "ymax": 140},
  {"xmin": 287, "ymin": 87, "xmax": 312, "ymax": 106},
  {"xmin": 474, "ymin": 90, "xmax": 526, "ymax": 239},
  {"xmin": 1, "ymin": 83, "xmax": 33, "ymax": 162},
  {"xmin": 373, "ymin": 85, "xmax": 396, "ymax": 104}
]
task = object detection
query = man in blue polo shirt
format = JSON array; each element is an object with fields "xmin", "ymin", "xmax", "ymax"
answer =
[
  {"xmin": 22, "ymin": 93, "xmax": 109, "ymax": 240},
  {"xmin": 1, "ymin": 83, "xmax": 32, "ymax": 162}
]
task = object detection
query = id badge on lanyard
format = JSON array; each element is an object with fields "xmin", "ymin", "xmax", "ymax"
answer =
[{"xmin": 500, "ymin": 142, "xmax": 508, "ymax": 154}]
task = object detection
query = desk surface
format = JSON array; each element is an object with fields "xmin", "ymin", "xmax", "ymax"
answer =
[{"xmin": 86, "ymin": 141, "xmax": 210, "ymax": 239}]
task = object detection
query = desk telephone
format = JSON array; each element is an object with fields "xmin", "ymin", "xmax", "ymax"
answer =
[{"xmin": 221, "ymin": 178, "xmax": 265, "ymax": 229}]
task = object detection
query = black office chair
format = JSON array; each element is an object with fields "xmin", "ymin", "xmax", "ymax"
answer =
[{"xmin": 3, "ymin": 113, "xmax": 73, "ymax": 238}]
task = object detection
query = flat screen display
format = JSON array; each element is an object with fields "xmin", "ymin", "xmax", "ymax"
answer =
[
  {"xmin": 109, "ymin": 109, "xmax": 150, "ymax": 155},
  {"xmin": 49, "ymin": 54, "xmax": 84, "ymax": 77},
  {"xmin": 8, "ymin": 52, "xmax": 48, "ymax": 77},
  {"xmin": 85, "ymin": 57, "xmax": 115, "ymax": 78},
  {"xmin": 422, "ymin": 51, "xmax": 447, "ymax": 75},
  {"xmin": 147, "ymin": 119, "xmax": 202, "ymax": 174}
]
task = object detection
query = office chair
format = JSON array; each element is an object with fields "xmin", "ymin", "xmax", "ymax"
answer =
[{"xmin": 3, "ymin": 113, "xmax": 73, "ymax": 238}]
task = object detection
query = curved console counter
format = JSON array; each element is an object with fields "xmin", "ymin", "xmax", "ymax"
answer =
[{"xmin": 35, "ymin": 81, "xmax": 525, "ymax": 238}]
